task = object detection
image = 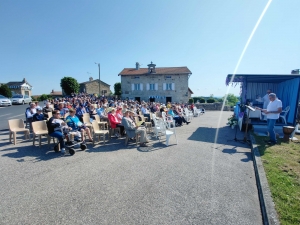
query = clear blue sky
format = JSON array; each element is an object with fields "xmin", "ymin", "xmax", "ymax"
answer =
[{"xmin": 0, "ymin": 0, "xmax": 299, "ymax": 97}]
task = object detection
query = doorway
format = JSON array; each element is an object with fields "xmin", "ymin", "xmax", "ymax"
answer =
[
  {"xmin": 149, "ymin": 97, "xmax": 155, "ymax": 102},
  {"xmin": 135, "ymin": 97, "xmax": 141, "ymax": 102},
  {"xmin": 166, "ymin": 97, "xmax": 172, "ymax": 104}
]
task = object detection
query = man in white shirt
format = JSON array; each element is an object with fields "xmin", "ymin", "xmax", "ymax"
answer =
[{"xmin": 257, "ymin": 93, "xmax": 282, "ymax": 144}]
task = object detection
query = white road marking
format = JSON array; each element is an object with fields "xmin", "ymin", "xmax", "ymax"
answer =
[
  {"xmin": 8, "ymin": 114, "xmax": 24, "ymax": 119},
  {"xmin": 0, "ymin": 113, "xmax": 11, "ymax": 118}
]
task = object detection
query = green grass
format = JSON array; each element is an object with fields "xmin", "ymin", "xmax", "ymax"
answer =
[{"xmin": 254, "ymin": 135, "xmax": 300, "ymax": 225}]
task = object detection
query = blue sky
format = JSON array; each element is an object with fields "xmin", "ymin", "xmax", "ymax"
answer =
[{"xmin": 0, "ymin": 0, "xmax": 299, "ymax": 97}]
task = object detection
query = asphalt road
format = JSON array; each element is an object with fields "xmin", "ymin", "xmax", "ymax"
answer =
[
  {"xmin": 0, "ymin": 111, "xmax": 262, "ymax": 225},
  {"xmin": 0, "ymin": 102, "xmax": 44, "ymax": 131}
]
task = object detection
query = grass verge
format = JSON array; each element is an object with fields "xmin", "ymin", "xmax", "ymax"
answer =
[{"xmin": 253, "ymin": 134, "xmax": 300, "ymax": 225}]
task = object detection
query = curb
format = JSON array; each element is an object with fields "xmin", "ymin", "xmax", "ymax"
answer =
[{"xmin": 250, "ymin": 135, "xmax": 280, "ymax": 225}]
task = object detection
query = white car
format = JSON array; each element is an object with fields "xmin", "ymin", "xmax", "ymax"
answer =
[
  {"xmin": 0, "ymin": 94, "xmax": 12, "ymax": 106},
  {"xmin": 11, "ymin": 94, "xmax": 32, "ymax": 105}
]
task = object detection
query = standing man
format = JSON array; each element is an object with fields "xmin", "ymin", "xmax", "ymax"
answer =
[
  {"xmin": 257, "ymin": 93, "xmax": 282, "ymax": 145},
  {"xmin": 262, "ymin": 89, "xmax": 271, "ymax": 120}
]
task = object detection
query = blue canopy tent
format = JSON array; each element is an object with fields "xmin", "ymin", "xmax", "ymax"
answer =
[{"xmin": 226, "ymin": 74, "xmax": 300, "ymax": 125}]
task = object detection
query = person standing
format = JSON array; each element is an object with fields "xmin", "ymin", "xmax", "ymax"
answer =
[
  {"xmin": 262, "ymin": 89, "xmax": 271, "ymax": 120},
  {"xmin": 257, "ymin": 93, "xmax": 282, "ymax": 145}
]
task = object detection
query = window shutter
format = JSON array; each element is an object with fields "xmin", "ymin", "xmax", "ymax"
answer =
[
  {"xmin": 140, "ymin": 83, "xmax": 143, "ymax": 91},
  {"xmin": 163, "ymin": 83, "xmax": 166, "ymax": 90},
  {"xmin": 131, "ymin": 84, "xmax": 134, "ymax": 91},
  {"xmin": 146, "ymin": 83, "xmax": 149, "ymax": 91},
  {"xmin": 155, "ymin": 83, "xmax": 158, "ymax": 90},
  {"xmin": 172, "ymin": 83, "xmax": 175, "ymax": 90}
]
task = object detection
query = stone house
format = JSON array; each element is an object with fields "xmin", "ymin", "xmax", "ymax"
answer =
[
  {"xmin": 118, "ymin": 62, "xmax": 193, "ymax": 103},
  {"xmin": 79, "ymin": 77, "xmax": 111, "ymax": 96},
  {"xmin": 49, "ymin": 89, "xmax": 63, "ymax": 98},
  {"xmin": 6, "ymin": 78, "xmax": 33, "ymax": 96}
]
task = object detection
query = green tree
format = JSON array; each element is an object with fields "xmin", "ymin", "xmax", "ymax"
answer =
[
  {"xmin": 114, "ymin": 82, "xmax": 121, "ymax": 96},
  {"xmin": 60, "ymin": 77, "xmax": 80, "ymax": 95},
  {"xmin": 188, "ymin": 98, "xmax": 194, "ymax": 104},
  {"xmin": 223, "ymin": 93, "xmax": 239, "ymax": 106},
  {"xmin": 38, "ymin": 94, "xmax": 52, "ymax": 101},
  {"xmin": 0, "ymin": 84, "xmax": 12, "ymax": 98}
]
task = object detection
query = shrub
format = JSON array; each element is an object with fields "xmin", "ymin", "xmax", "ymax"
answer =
[
  {"xmin": 188, "ymin": 98, "xmax": 194, "ymax": 104},
  {"xmin": 199, "ymin": 98, "xmax": 205, "ymax": 103},
  {"xmin": 207, "ymin": 98, "xmax": 215, "ymax": 103}
]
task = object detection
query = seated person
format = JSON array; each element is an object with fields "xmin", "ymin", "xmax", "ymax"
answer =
[
  {"xmin": 47, "ymin": 110, "xmax": 68, "ymax": 154},
  {"xmin": 173, "ymin": 105, "xmax": 190, "ymax": 125},
  {"xmin": 141, "ymin": 104, "xmax": 150, "ymax": 122},
  {"xmin": 65, "ymin": 108, "xmax": 93, "ymax": 142},
  {"xmin": 88, "ymin": 105, "xmax": 97, "ymax": 119},
  {"xmin": 122, "ymin": 110, "xmax": 149, "ymax": 147},
  {"xmin": 35, "ymin": 101, "xmax": 42, "ymax": 110},
  {"xmin": 108, "ymin": 108, "xmax": 124, "ymax": 137},
  {"xmin": 75, "ymin": 104, "xmax": 87, "ymax": 122},
  {"xmin": 116, "ymin": 107, "xmax": 123, "ymax": 120},
  {"xmin": 32, "ymin": 108, "xmax": 45, "ymax": 122},
  {"xmin": 43, "ymin": 102, "xmax": 54, "ymax": 118},
  {"xmin": 26, "ymin": 102, "xmax": 37, "ymax": 131},
  {"xmin": 97, "ymin": 105, "xmax": 108, "ymax": 121}
]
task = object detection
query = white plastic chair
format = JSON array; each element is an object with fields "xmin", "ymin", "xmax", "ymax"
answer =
[
  {"xmin": 193, "ymin": 108, "xmax": 200, "ymax": 117},
  {"xmin": 184, "ymin": 108, "xmax": 192, "ymax": 122},
  {"xmin": 152, "ymin": 113, "xmax": 162, "ymax": 138},
  {"xmin": 280, "ymin": 106, "xmax": 290, "ymax": 124},
  {"xmin": 158, "ymin": 119, "xmax": 177, "ymax": 146}
]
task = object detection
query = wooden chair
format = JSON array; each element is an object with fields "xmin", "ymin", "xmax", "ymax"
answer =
[
  {"xmin": 140, "ymin": 115, "xmax": 152, "ymax": 133},
  {"xmin": 8, "ymin": 119, "xmax": 30, "ymax": 145},
  {"xmin": 92, "ymin": 121, "xmax": 109, "ymax": 145},
  {"xmin": 32, "ymin": 121, "xmax": 51, "ymax": 148},
  {"xmin": 94, "ymin": 115, "xmax": 107, "ymax": 130},
  {"xmin": 124, "ymin": 133, "xmax": 139, "ymax": 146},
  {"xmin": 82, "ymin": 114, "xmax": 93, "ymax": 133},
  {"xmin": 107, "ymin": 120, "xmax": 121, "ymax": 138}
]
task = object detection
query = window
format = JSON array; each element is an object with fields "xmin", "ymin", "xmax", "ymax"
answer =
[
  {"xmin": 166, "ymin": 83, "xmax": 172, "ymax": 90},
  {"xmin": 132, "ymin": 83, "xmax": 143, "ymax": 91},
  {"xmin": 132, "ymin": 76, "xmax": 140, "ymax": 79},
  {"xmin": 163, "ymin": 83, "xmax": 175, "ymax": 91},
  {"xmin": 165, "ymin": 76, "xmax": 172, "ymax": 79},
  {"xmin": 134, "ymin": 83, "xmax": 140, "ymax": 90},
  {"xmin": 149, "ymin": 84, "xmax": 155, "ymax": 90}
]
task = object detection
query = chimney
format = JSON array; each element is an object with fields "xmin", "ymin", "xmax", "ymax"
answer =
[
  {"xmin": 89, "ymin": 77, "xmax": 93, "ymax": 81},
  {"xmin": 52, "ymin": 89, "xmax": 54, "ymax": 93},
  {"xmin": 22, "ymin": 78, "xmax": 26, "ymax": 83},
  {"xmin": 136, "ymin": 62, "xmax": 140, "ymax": 70}
]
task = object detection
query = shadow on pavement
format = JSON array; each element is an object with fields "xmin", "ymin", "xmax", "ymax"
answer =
[
  {"xmin": 188, "ymin": 126, "xmax": 247, "ymax": 145},
  {"xmin": 222, "ymin": 148, "xmax": 252, "ymax": 162}
]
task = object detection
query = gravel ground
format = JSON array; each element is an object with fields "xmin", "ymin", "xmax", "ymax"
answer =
[{"xmin": 0, "ymin": 111, "xmax": 262, "ymax": 225}]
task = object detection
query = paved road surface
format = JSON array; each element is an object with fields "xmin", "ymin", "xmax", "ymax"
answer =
[
  {"xmin": 0, "ymin": 111, "xmax": 262, "ymax": 225},
  {"xmin": 0, "ymin": 102, "xmax": 44, "ymax": 131}
]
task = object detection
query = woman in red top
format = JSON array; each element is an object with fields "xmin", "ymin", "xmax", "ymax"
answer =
[{"xmin": 108, "ymin": 108, "xmax": 124, "ymax": 137}]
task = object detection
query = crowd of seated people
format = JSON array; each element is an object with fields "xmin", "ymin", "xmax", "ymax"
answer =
[{"xmin": 23, "ymin": 93, "xmax": 195, "ymax": 148}]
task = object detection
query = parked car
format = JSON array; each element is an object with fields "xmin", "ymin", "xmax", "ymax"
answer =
[
  {"xmin": 0, "ymin": 94, "xmax": 12, "ymax": 106},
  {"xmin": 11, "ymin": 94, "xmax": 32, "ymax": 105}
]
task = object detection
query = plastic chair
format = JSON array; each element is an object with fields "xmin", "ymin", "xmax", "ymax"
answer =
[
  {"xmin": 92, "ymin": 121, "xmax": 109, "ymax": 145},
  {"xmin": 280, "ymin": 106, "xmax": 290, "ymax": 124},
  {"xmin": 107, "ymin": 120, "xmax": 121, "ymax": 138},
  {"xmin": 94, "ymin": 115, "xmax": 107, "ymax": 130},
  {"xmin": 32, "ymin": 121, "xmax": 51, "ymax": 148},
  {"xmin": 193, "ymin": 108, "xmax": 200, "ymax": 117},
  {"xmin": 8, "ymin": 119, "xmax": 30, "ymax": 145},
  {"xmin": 140, "ymin": 115, "xmax": 152, "ymax": 133},
  {"xmin": 158, "ymin": 119, "xmax": 177, "ymax": 146},
  {"xmin": 152, "ymin": 114, "xmax": 163, "ymax": 138},
  {"xmin": 82, "ymin": 114, "xmax": 93, "ymax": 133}
]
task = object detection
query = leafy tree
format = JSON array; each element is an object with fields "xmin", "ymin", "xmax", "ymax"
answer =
[
  {"xmin": 207, "ymin": 98, "xmax": 215, "ymax": 103},
  {"xmin": 60, "ymin": 77, "xmax": 79, "ymax": 95},
  {"xmin": 114, "ymin": 82, "xmax": 121, "ymax": 96},
  {"xmin": 199, "ymin": 98, "xmax": 206, "ymax": 103},
  {"xmin": 188, "ymin": 98, "xmax": 194, "ymax": 104},
  {"xmin": 38, "ymin": 94, "xmax": 52, "ymax": 101},
  {"xmin": 0, "ymin": 84, "xmax": 12, "ymax": 98},
  {"xmin": 223, "ymin": 93, "xmax": 239, "ymax": 106}
]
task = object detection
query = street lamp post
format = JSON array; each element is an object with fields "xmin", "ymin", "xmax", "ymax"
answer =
[{"xmin": 95, "ymin": 62, "xmax": 100, "ymax": 97}]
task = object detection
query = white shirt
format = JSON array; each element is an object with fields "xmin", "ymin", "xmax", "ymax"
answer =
[
  {"xmin": 262, "ymin": 94, "xmax": 270, "ymax": 109},
  {"xmin": 266, "ymin": 98, "xmax": 282, "ymax": 119}
]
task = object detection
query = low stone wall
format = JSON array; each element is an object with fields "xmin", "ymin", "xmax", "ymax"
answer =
[{"xmin": 194, "ymin": 102, "xmax": 231, "ymax": 111}]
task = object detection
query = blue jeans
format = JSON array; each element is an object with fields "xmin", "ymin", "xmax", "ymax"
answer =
[
  {"xmin": 49, "ymin": 131, "xmax": 65, "ymax": 149},
  {"xmin": 267, "ymin": 119, "xmax": 277, "ymax": 142}
]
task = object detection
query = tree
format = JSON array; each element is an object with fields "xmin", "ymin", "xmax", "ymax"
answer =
[
  {"xmin": 60, "ymin": 77, "xmax": 80, "ymax": 96},
  {"xmin": 0, "ymin": 84, "xmax": 12, "ymax": 98},
  {"xmin": 114, "ymin": 82, "xmax": 121, "ymax": 96},
  {"xmin": 38, "ymin": 94, "xmax": 52, "ymax": 101},
  {"xmin": 223, "ymin": 93, "xmax": 239, "ymax": 106},
  {"xmin": 188, "ymin": 98, "xmax": 194, "ymax": 104}
]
